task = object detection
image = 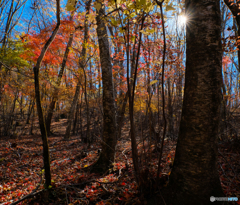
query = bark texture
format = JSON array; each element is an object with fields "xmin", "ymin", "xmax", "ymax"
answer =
[
  {"xmin": 91, "ymin": 2, "xmax": 116, "ymax": 173},
  {"xmin": 168, "ymin": 1, "xmax": 226, "ymax": 204}
]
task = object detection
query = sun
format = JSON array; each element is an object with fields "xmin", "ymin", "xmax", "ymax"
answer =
[{"xmin": 178, "ymin": 15, "xmax": 187, "ymax": 26}]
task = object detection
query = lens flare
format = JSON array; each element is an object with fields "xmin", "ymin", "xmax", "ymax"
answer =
[{"xmin": 178, "ymin": 15, "xmax": 187, "ymax": 25}]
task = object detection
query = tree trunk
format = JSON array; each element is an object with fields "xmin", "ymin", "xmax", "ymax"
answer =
[
  {"xmin": 46, "ymin": 14, "xmax": 74, "ymax": 136},
  {"xmin": 72, "ymin": 102, "xmax": 79, "ymax": 135},
  {"xmin": 90, "ymin": 1, "xmax": 116, "ymax": 174},
  {"xmin": 64, "ymin": 0, "xmax": 91, "ymax": 140},
  {"xmin": 26, "ymin": 99, "xmax": 34, "ymax": 124},
  {"xmin": 4, "ymin": 92, "xmax": 18, "ymax": 136},
  {"xmin": 83, "ymin": 67, "xmax": 90, "ymax": 144},
  {"xmin": 167, "ymin": 78, "xmax": 173, "ymax": 139},
  {"xmin": 79, "ymin": 92, "xmax": 83, "ymax": 138},
  {"xmin": 117, "ymin": 90, "xmax": 128, "ymax": 140},
  {"xmin": 33, "ymin": 0, "xmax": 60, "ymax": 188},
  {"xmin": 168, "ymin": 1, "xmax": 225, "ymax": 204},
  {"xmin": 29, "ymin": 103, "xmax": 34, "ymax": 135}
]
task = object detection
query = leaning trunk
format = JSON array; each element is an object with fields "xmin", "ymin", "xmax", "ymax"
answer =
[{"xmin": 33, "ymin": 0, "xmax": 60, "ymax": 188}]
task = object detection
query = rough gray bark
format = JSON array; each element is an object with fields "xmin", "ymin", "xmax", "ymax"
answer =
[
  {"xmin": 90, "ymin": 1, "xmax": 116, "ymax": 173},
  {"xmin": 168, "ymin": 0, "xmax": 226, "ymax": 204}
]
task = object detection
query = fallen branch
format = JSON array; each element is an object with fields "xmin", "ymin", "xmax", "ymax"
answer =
[{"xmin": 9, "ymin": 190, "xmax": 43, "ymax": 205}]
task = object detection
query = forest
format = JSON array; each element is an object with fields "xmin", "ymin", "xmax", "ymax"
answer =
[{"xmin": 0, "ymin": 0, "xmax": 239, "ymax": 204}]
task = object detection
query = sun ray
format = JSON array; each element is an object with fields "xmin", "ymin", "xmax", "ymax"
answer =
[{"xmin": 178, "ymin": 15, "xmax": 187, "ymax": 25}]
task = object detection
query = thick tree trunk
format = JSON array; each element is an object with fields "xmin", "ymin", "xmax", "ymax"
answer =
[
  {"xmin": 168, "ymin": 1, "xmax": 225, "ymax": 204},
  {"xmin": 90, "ymin": 1, "xmax": 116, "ymax": 173}
]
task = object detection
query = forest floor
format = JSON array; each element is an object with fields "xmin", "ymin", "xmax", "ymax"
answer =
[{"xmin": 0, "ymin": 119, "xmax": 240, "ymax": 205}]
